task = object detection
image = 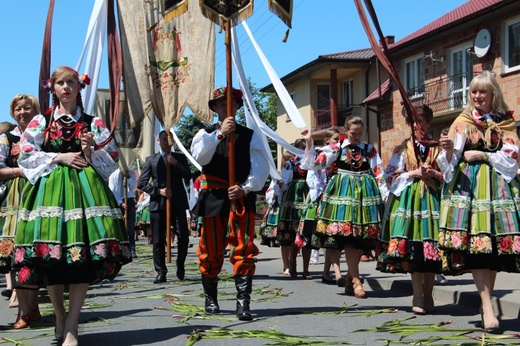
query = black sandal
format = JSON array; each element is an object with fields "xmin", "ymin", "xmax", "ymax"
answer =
[
  {"xmin": 1, "ymin": 289, "xmax": 12, "ymax": 298},
  {"xmin": 321, "ymin": 276, "xmax": 335, "ymax": 285}
]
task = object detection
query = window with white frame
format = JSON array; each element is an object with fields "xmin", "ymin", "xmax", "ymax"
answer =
[
  {"xmin": 505, "ymin": 16, "xmax": 520, "ymax": 73},
  {"xmin": 343, "ymin": 80, "xmax": 353, "ymax": 107},
  {"xmin": 449, "ymin": 44, "xmax": 473, "ymax": 109},
  {"xmin": 404, "ymin": 55, "xmax": 425, "ymax": 97}
]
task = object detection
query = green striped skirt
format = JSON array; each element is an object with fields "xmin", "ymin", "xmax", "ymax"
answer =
[
  {"xmin": 315, "ymin": 169, "xmax": 382, "ymax": 250},
  {"xmin": 0, "ymin": 176, "xmax": 29, "ymax": 273},
  {"xmin": 13, "ymin": 165, "xmax": 132, "ymax": 285},
  {"xmin": 438, "ymin": 161, "xmax": 520, "ymax": 273},
  {"xmin": 377, "ymin": 179, "xmax": 441, "ymax": 273},
  {"xmin": 277, "ymin": 179, "xmax": 309, "ymax": 246}
]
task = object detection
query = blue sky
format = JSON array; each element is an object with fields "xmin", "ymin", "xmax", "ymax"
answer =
[{"xmin": 0, "ymin": 0, "xmax": 467, "ymax": 124}]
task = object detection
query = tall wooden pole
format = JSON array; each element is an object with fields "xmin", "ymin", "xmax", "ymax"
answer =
[
  {"xmin": 225, "ymin": 20, "xmax": 236, "ymax": 210},
  {"xmin": 166, "ymin": 134, "xmax": 173, "ymax": 263}
]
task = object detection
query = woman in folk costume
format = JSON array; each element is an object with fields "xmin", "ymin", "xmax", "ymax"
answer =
[
  {"xmin": 259, "ymin": 176, "xmax": 283, "ymax": 248},
  {"xmin": 277, "ymin": 140, "xmax": 311, "ymax": 279},
  {"xmin": 135, "ymin": 189, "xmax": 151, "ymax": 242},
  {"xmin": 377, "ymin": 104, "xmax": 442, "ymax": 314},
  {"xmin": 13, "ymin": 66, "xmax": 132, "ymax": 345},
  {"xmin": 0, "ymin": 95, "xmax": 41, "ymax": 328},
  {"xmin": 301, "ymin": 116, "xmax": 386, "ymax": 298},
  {"xmin": 437, "ymin": 70, "xmax": 520, "ymax": 333},
  {"xmin": 305, "ymin": 128, "xmax": 345, "ymax": 286}
]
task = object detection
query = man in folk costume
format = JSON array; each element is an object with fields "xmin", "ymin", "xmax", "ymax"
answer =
[{"xmin": 191, "ymin": 86, "xmax": 269, "ymax": 320}]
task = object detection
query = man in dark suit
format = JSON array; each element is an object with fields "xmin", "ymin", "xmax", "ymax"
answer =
[{"xmin": 137, "ymin": 130, "xmax": 192, "ymax": 283}]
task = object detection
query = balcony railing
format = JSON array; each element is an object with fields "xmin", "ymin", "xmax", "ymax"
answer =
[
  {"xmin": 405, "ymin": 73, "xmax": 473, "ymax": 113},
  {"xmin": 314, "ymin": 105, "xmax": 363, "ymax": 130}
]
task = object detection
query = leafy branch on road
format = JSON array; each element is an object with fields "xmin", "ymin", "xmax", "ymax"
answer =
[
  {"xmin": 185, "ymin": 327, "xmax": 354, "ymax": 346},
  {"xmin": 356, "ymin": 316, "xmax": 520, "ymax": 345}
]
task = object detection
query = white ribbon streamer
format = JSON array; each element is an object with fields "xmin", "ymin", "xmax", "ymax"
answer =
[
  {"xmin": 75, "ymin": 0, "xmax": 107, "ymax": 116},
  {"xmin": 241, "ymin": 21, "xmax": 307, "ymax": 129}
]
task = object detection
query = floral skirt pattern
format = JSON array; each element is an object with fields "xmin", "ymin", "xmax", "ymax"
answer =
[
  {"xmin": 277, "ymin": 179, "xmax": 309, "ymax": 246},
  {"xmin": 438, "ymin": 161, "xmax": 520, "ymax": 273},
  {"xmin": 259, "ymin": 204, "xmax": 280, "ymax": 247},
  {"xmin": 0, "ymin": 176, "xmax": 29, "ymax": 273},
  {"xmin": 297, "ymin": 195, "xmax": 319, "ymax": 249},
  {"xmin": 13, "ymin": 165, "xmax": 132, "ymax": 286},
  {"xmin": 136, "ymin": 206, "xmax": 150, "ymax": 226},
  {"xmin": 314, "ymin": 170, "xmax": 382, "ymax": 250},
  {"xmin": 377, "ymin": 180, "xmax": 441, "ymax": 274}
]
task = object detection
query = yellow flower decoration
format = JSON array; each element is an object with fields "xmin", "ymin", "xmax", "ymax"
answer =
[
  {"xmin": 316, "ymin": 221, "xmax": 327, "ymax": 233},
  {"xmin": 70, "ymin": 247, "xmax": 81, "ymax": 262}
]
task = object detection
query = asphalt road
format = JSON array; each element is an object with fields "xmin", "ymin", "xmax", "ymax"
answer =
[{"xmin": 0, "ymin": 237, "xmax": 519, "ymax": 346}]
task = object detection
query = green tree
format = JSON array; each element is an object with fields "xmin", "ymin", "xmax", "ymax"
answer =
[
  {"xmin": 174, "ymin": 113, "xmax": 210, "ymax": 173},
  {"xmin": 175, "ymin": 113, "xmax": 210, "ymax": 150},
  {"xmin": 236, "ymin": 79, "xmax": 278, "ymax": 164},
  {"xmin": 174, "ymin": 79, "xmax": 278, "ymax": 174}
]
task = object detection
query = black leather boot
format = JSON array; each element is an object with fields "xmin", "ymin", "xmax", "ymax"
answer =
[
  {"xmin": 201, "ymin": 276, "xmax": 220, "ymax": 313},
  {"xmin": 235, "ymin": 275, "xmax": 253, "ymax": 321}
]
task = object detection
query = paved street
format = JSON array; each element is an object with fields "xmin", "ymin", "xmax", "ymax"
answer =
[{"xmin": 0, "ymin": 237, "xmax": 519, "ymax": 345}]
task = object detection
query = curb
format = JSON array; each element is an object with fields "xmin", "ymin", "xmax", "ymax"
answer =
[{"xmin": 363, "ymin": 273, "xmax": 519, "ymax": 319}]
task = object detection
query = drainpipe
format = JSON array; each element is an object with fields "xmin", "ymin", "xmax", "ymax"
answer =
[
  {"xmin": 364, "ymin": 105, "xmax": 381, "ymax": 152},
  {"xmin": 330, "ymin": 68, "xmax": 337, "ymax": 127},
  {"xmin": 365, "ymin": 60, "xmax": 375, "ymax": 146}
]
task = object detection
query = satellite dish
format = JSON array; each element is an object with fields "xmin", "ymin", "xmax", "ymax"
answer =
[{"xmin": 473, "ymin": 28, "xmax": 491, "ymax": 58}]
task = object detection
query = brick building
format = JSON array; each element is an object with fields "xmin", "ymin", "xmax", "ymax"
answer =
[{"xmin": 265, "ymin": 0, "xmax": 520, "ymax": 166}]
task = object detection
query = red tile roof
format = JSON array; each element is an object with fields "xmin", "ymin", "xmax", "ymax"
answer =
[
  {"xmin": 363, "ymin": 79, "xmax": 391, "ymax": 104},
  {"xmin": 392, "ymin": 0, "xmax": 502, "ymax": 48},
  {"xmin": 320, "ymin": 48, "xmax": 375, "ymax": 60}
]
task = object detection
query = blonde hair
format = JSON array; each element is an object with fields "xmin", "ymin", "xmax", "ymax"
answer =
[
  {"xmin": 324, "ymin": 128, "xmax": 341, "ymax": 141},
  {"xmin": 49, "ymin": 66, "xmax": 85, "ymax": 113},
  {"xmin": 9, "ymin": 94, "xmax": 40, "ymax": 118},
  {"xmin": 344, "ymin": 115, "xmax": 364, "ymax": 130},
  {"xmin": 464, "ymin": 70, "xmax": 509, "ymax": 114},
  {"xmin": 281, "ymin": 150, "xmax": 292, "ymax": 165}
]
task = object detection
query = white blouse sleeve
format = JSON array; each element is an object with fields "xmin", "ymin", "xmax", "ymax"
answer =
[
  {"xmin": 437, "ymin": 133, "xmax": 463, "ymax": 183},
  {"xmin": 191, "ymin": 128, "xmax": 223, "ymax": 166},
  {"xmin": 488, "ymin": 141, "xmax": 520, "ymax": 183},
  {"xmin": 18, "ymin": 114, "xmax": 59, "ymax": 185},
  {"xmin": 383, "ymin": 149, "xmax": 410, "ymax": 198},
  {"xmin": 300, "ymin": 144, "xmax": 340, "ymax": 171},
  {"xmin": 88, "ymin": 117, "xmax": 118, "ymax": 181}
]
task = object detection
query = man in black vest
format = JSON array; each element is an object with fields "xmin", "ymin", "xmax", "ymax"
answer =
[
  {"xmin": 137, "ymin": 131, "xmax": 192, "ymax": 283},
  {"xmin": 191, "ymin": 86, "xmax": 269, "ymax": 320}
]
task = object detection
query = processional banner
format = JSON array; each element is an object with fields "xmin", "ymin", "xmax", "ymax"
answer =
[
  {"xmin": 268, "ymin": 0, "xmax": 292, "ymax": 28},
  {"xmin": 200, "ymin": 0, "xmax": 253, "ymax": 26},
  {"xmin": 163, "ymin": 0, "xmax": 189, "ymax": 22},
  {"xmin": 118, "ymin": 0, "xmax": 215, "ymax": 135}
]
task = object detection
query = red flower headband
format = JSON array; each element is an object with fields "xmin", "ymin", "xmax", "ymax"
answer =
[{"xmin": 41, "ymin": 67, "xmax": 91, "ymax": 93}]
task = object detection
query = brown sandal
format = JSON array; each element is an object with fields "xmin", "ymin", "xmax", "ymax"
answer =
[
  {"xmin": 13, "ymin": 313, "xmax": 30, "ymax": 329},
  {"xmin": 352, "ymin": 279, "xmax": 366, "ymax": 299}
]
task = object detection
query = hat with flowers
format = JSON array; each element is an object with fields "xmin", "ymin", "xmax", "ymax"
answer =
[{"xmin": 208, "ymin": 86, "xmax": 244, "ymax": 111}]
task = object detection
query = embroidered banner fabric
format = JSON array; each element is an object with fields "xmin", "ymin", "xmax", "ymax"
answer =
[
  {"xmin": 200, "ymin": 0, "xmax": 253, "ymax": 26},
  {"xmin": 118, "ymin": 0, "xmax": 215, "ymax": 134},
  {"xmin": 268, "ymin": 0, "xmax": 292, "ymax": 28},
  {"xmin": 163, "ymin": 0, "xmax": 188, "ymax": 22}
]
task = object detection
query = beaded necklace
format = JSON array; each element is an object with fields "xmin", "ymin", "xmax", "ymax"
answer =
[{"xmin": 56, "ymin": 115, "xmax": 84, "ymax": 142}]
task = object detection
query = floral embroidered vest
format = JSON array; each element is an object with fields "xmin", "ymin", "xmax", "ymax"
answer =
[{"xmin": 42, "ymin": 113, "xmax": 93, "ymax": 153}]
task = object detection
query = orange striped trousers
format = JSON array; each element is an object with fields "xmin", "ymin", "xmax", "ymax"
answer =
[{"xmin": 197, "ymin": 208, "xmax": 259, "ymax": 278}]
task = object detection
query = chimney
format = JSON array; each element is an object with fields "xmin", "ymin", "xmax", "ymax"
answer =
[{"xmin": 379, "ymin": 35, "xmax": 395, "ymax": 46}]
